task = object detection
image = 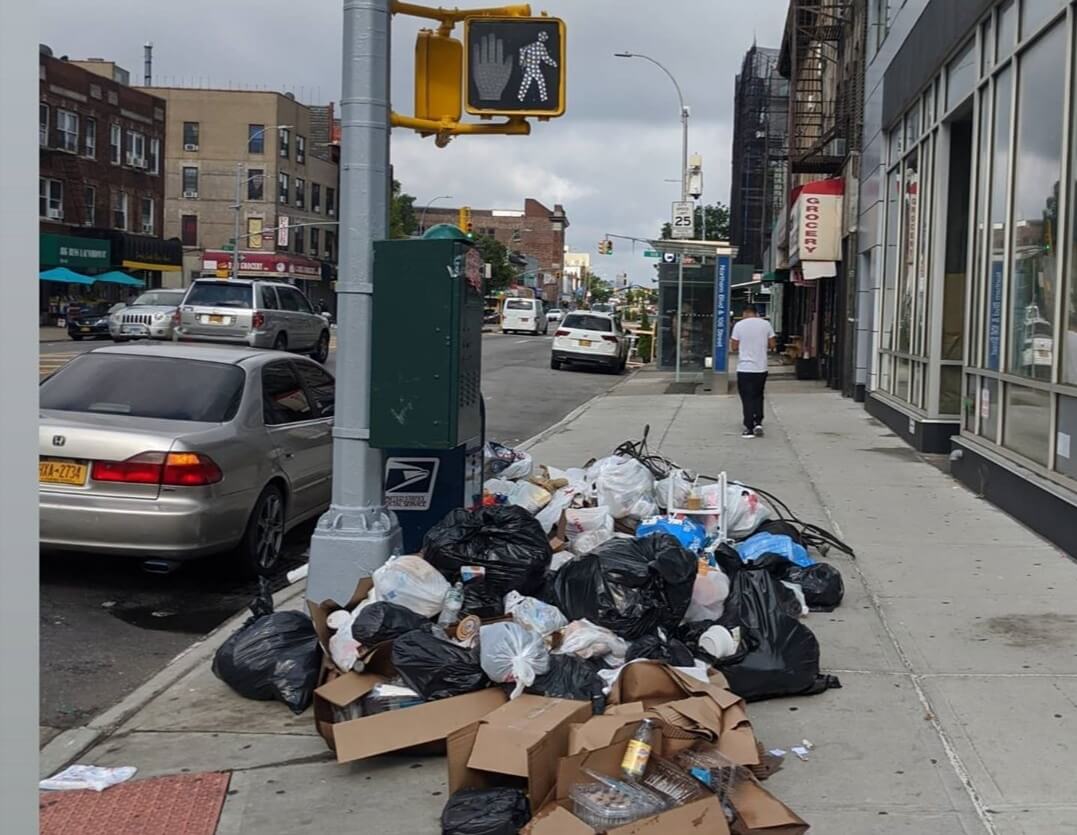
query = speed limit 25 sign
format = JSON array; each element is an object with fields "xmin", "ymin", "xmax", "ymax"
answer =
[{"xmin": 671, "ymin": 201, "xmax": 694, "ymax": 239}]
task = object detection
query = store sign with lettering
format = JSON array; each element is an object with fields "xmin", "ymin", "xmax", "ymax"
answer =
[{"xmin": 788, "ymin": 187, "xmax": 843, "ymax": 264}]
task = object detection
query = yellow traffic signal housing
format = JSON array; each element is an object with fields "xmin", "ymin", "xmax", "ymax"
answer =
[
  {"xmin": 458, "ymin": 206, "xmax": 472, "ymax": 233},
  {"xmin": 464, "ymin": 17, "xmax": 566, "ymax": 118},
  {"xmin": 415, "ymin": 30, "xmax": 463, "ymax": 124}
]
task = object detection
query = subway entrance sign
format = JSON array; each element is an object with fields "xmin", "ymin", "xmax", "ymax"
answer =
[{"xmin": 464, "ymin": 17, "xmax": 566, "ymax": 117}]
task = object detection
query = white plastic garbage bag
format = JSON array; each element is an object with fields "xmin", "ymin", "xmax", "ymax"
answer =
[
  {"xmin": 655, "ymin": 469, "xmax": 694, "ymax": 510},
  {"xmin": 535, "ymin": 485, "xmax": 578, "ymax": 534},
  {"xmin": 725, "ymin": 484, "xmax": 771, "ymax": 538},
  {"xmin": 484, "ymin": 478, "xmax": 516, "ymax": 498},
  {"xmin": 500, "ymin": 451, "xmax": 534, "ymax": 481},
  {"xmin": 682, "ymin": 566, "xmax": 731, "ymax": 623},
  {"xmin": 554, "ymin": 619, "xmax": 628, "ymax": 664},
  {"xmin": 781, "ymin": 581, "xmax": 810, "ymax": 617},
  {"xmin": 588, "ymin": 456, "xmax": 657, "ymax": 519},
  {"xmin": 508, "ymin": 481, "xmax": 553, "ymax": 514},
  {"xmin": 40, "ymin": 765, "xmax": 137, "ymax": 792},
  {"xmin": 505, "ymin": 590, "xmax": 568, "ymax": 636},
  {"xmin": 372, "ymin": 554, "xmax": 451, "ymax": 618},
  {"xmin": 564, "ymin": 506, "xmax": 615, "ymax": 554},
  {"xmin": 326, "ymin": 608, "xmax": 363, "ymax": 672},
  {"xmin": 549, "ymin": 550, "xmax": 577, "ymax": 572},
  {"xmin": 479, "ymin": 621, "xmax": 551, "ymax": 699}
]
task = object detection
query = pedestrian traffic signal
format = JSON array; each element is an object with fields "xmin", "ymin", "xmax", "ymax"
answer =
[{"xmin": 463, "ymin": 17, "xmax": 566, "ymax": 117}]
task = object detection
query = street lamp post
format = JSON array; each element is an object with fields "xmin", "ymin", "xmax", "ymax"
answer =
[
  {"xmin": 615, "ymin": 51, "xmax": 690, "ymax": 382},
  {"xmin": 232, "ymin": 124, "xmax": 291, "ymax": 279},
  {"xmin": 419, "ymin": 194, "xmax": 453, "ymax": 232}
]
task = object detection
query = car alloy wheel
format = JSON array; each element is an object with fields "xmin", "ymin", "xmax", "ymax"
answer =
[
  {"xmin": 311, "ymin": 331, "xmax": 330, "ymax": 364},
  {"xmin": 273, "ymin": 333, "xmax": 288, "ymax": 351},
  {"xmin": 253, "ymin": 489, "xmax": 284, "ymax": 571}
]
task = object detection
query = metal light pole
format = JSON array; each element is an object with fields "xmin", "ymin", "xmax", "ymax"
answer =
[
  {"xmin": 419, "ymin": 194, "xmax": 453, "ymax": 232},
  {"xmin": 615, "ymin": 51, "xmax": 689, "ymax": 382},
  {"xmin": 231, "ymin": 124, "xmax": 291, "ymax": 278},
  {"xmin": 307, "ymin": 0, "xmax": 398, "ymax": 605}
]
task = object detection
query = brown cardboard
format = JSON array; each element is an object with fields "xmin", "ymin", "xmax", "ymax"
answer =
[
  {"xmin": 449, "ymin": 695, "xmax": 593, "ymax": 812},
  {"xmin": 332, "ymin": 687, "xmax": 508, "ymax": 763},
  {"xmin": 548, "ymin": 509, "xmax": 568, "ymax": 552},
  {"xmin": 729, "ymin": 779, "xmax": 809, "ymax": 834},
  {"xmin": 308, "ymin": 578, "xmax": 373, "ymax": 650}
]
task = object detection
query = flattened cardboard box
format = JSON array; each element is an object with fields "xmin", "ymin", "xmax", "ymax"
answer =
[
  {"xmin": 729, "ymin": 779, "xmax": 809, "ymax": 834},
  {"xmin": 524, "ymin": 737, "xmax": 730, "ymax": 835},
  {"xmin": 448, "ymin": 694, "xmax": 593, "ymax": 812}
]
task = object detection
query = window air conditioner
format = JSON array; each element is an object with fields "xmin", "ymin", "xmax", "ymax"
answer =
[
  {"xmin": 142, "ymin": 223, "xmax": 154, "ymax": 234},
  {"xmin": 183, "ymin": 190, "xmax": 198, "ymax": 199},
  {"xmin": 47, "ymin": 208, "xmax": 63, "ymax": 220},
  {"xmin": 183, "ymin": 143, "xmax": 199, "ymax": 151}
]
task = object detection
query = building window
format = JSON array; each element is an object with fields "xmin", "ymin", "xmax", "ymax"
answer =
[
  {"xmin": 294, "ymin": 225, "xmax": 305, "ymax": 254},
  {"xmin": 248, "ymin": 123, "xmax": 265, "ymax": 154},
  {"xmin": 39, "ymin": 103, "xmax": 48, "ymax": 147},
  {"xmin": 89, "ymin": 83, "xmax": 102, "ymax": 100},
  {"xmin": 107, "ymin": 90, "xmax": 118, "ymax": 106},
  {"xmin": 84, "ymin": 185, "xmax": 96, "ymax": 226},
  {"xmin": 326, "ymin": 186, "xmax": 335, "ymax": 217},
  {"xmin": 295, "ymin": 178, "xmax": 306, "ymax": 209},
  {"xmin": 248, "ymin": 169, "xmax": 264, "ymax": 201},
  {"xmin": 183, "ymin": 121, "xmax": 200, "ymax": 149},
  {"xmin": 247, "ymin": 217, "xmax": 264, "ymax": 250},
  {"xmin": 278, "ymin": 171, "xmax": 289, "ymax": 204},
  {"xmin": 181, "ymin": 214, "xmax": 198, "ymax": 247},
  {"xmin": 149, "ymin": 138, "xmax": 160, "ymax": 175},
  {"xmin": 141, "ymin": 197, "xmax": 154, "ymax": 234},
  {"xmin": 125, "ymin": 130, "xmax": 146, "ymax": 168},
  {"xmin": 112, "ymin": 190, "xmax": 128, "ymax": 230},
  {"xmin": 279, "ymin": 127, "xmax": 291, "ymax": 159},
  {"xmin": 39, "ymin": 178, "xmax": 63, "ymax": 219},
  {"xmin": 325, "ymin": 230, "xmax": 335, "ymax": 259},
  {"xmin": 57, "ymin": 109, "xmax": 78, "ymax": 153},
  {"xmin": 297, "ymin": 135, "xmax": 306, "ymax": 164},
  {"xmin": 83, "ymin": 117, "xmax": 96, "ymax": 158},
  {"xmin": 182, "ymin": 166, "xmax": 199, "ymax": 197},
  {"xmin": 311, "ymin": 183, "xmax": 321, "ymax": 213},
  {"xmin": 110, "ymin": 123, "xmax": 121, "ymax": 164},
  {"xmin": 310, "ymin": 227, "xmax": 320, "ymax": 256}
]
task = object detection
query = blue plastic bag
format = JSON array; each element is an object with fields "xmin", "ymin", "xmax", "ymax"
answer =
[
  {"xmin": 734, "ymin": 532, "xmax": 814, "ymax": 569},
  {"xmin": 636, "ymin": 516, "xmax": 708, "ymax": 551}
]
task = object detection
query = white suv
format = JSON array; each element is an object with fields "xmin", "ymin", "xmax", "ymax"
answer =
[{"xmin": 551, "ymin": 311, "xmax": 629, "ymax": 373}]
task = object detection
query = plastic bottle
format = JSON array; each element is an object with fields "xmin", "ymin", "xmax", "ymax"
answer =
[
  {"xmin": 620, "ymin": 719, "xmax": 656, "ymax": 781},
  {"xmin": 438, "ymin": 582, "xmax": 464, "ymax": 628}
]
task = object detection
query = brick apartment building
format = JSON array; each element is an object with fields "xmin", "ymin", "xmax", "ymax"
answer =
[
  {"xmin": 145, "ymin": 87, "xmax": 341, "ymax": 311},
  {"xmin": 39, "ymin": 46, "xmax": 181, "ymax": 322},
  {"xmin": 421, "ymin": 198, "xmax": 569, "ymax": 303}
]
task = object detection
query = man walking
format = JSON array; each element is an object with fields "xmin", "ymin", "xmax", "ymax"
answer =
[{"xmin": 731, "ymin": 305, "xmax": 776, "ymax": 438}]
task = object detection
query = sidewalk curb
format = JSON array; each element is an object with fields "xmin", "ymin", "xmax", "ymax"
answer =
[
  {"xmin": 39, "ymin": 580, "xmax": 308, "ymax": 779},
  {"xmin": 516, "ymin": 374, "xmax": 632, "ymax": 452}
]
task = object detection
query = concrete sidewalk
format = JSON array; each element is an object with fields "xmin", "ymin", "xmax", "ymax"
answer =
[{"xmin": 44, "ymin": 384, "xmax": 1077, "ymax": 834}]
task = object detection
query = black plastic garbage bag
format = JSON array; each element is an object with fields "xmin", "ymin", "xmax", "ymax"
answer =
[
  {"xmin": 352, "ymin": 602, "xmax": 430, "ymax": 645},
  {"xmin": 783, "ymin": 563, "xmax": 845, "ymax": 611},
  {"xmin": 441, "ymin": 787, "xmax": 531, "ymax": 835},
  {"xmin": 715, "ymin": 566, "xmax": 840, "ymax": 701},
  {"xmin": 424, "ymin": 506, "xmax": 552, "ymax": 616},
  {"xmin": 549, "ymin": 534, "xmax": 697, "ymax": 640},
  {"xmin": 524, "ymin": 655, "xmax": 606, "ymax": 712},
  {"xmin": 391, "ymin": 628, "xmax": 489, "ymax": 701},
  {"xmin": 212, "ymin": 605, "xmax": 322, "ymax": 715},
  {"xmin": 626, "ymin": 633, "xmax": 697, "ymax": 667},
  {"xmin": 754, "ymin": 519, "xmax": 806, "ymax": 545}
]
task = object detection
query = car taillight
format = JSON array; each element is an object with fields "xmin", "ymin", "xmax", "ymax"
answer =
[
  {"xmin": 253, "ymin": 311, "xmax": 265, "ymax": 328},
  {"xmin": 601, "ymin": 335, "xmax": 619, "ymax": 343},
  {"xmin": 91, "ymin": 452, "xmax": 222, "ymax": 486},
  {"xmin": 555, "ymin": 329, "xmax": 570, "ymax": 337}
]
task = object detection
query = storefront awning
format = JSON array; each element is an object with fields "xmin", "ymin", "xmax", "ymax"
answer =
[
  {"xmin": 801, "ymin": 261, "xmax": 838, "ymax": 280},
  {"xmin": 94, "ymin": 271, "xmax": 146, "ymax": 287},
  {"xmin": 40, "ymin": 267, "xmax": 94, "ymax": 285}
]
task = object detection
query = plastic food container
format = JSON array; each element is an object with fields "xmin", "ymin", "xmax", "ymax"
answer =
[
  {"xmin": 672, "ymin": 745, "xmax": 750, "ymax": 803},
  {"xmin": 570, "ymin": 770, "xmax": 667, "ymax": 829},
  {"xmin": 361, "ymin": 682, "xmax": 423, "ymax": 715},
  {"xmin": 641, "ymin": 757, "xmax": 709, "ymax": 806}
]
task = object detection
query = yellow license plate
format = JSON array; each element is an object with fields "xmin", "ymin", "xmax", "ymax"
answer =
[
  {"xmin": 40, "ymin": 458, "xmax": 88, "ymax": 486},
  {"xmin": 80, "ymin": 327, "xmax": 90, "ymax": 333},
  {"xmin": 209, "ymin": 314, "xmax": 224, "ymax": 324},
  {"xmin": 578, "ymin": 339, "xmax": 592, "ymax": 348}
]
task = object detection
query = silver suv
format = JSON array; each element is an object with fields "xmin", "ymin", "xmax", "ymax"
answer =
[{"xmin": 175, "ymin": 279, "xmax": 331, "ymax": 363}]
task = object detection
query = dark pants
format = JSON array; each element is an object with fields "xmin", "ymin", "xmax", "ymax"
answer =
[{"xmin": 737, "ymin": 371, "xmax": 768, "ymax": 431}]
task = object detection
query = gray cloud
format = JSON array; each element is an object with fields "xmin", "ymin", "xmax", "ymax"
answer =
[{"xmin": 40, "ymin": 0, "xmax": 787, "ymax": 281}]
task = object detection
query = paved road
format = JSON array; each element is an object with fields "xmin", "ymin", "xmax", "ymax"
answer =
[{"xmin": 38, "ymin": 331, "xmax": 623, "ymax": 743}]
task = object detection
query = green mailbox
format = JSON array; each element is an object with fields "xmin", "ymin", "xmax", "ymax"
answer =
[{"xmin": 370, "ymin": 229, "xmax": 484, "ymax": 449}]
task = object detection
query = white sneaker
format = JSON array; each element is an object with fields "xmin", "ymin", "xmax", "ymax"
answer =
[
  {"xmin": 753, "ymin": 425, "xmax": 764, "ymax": 437},
  {"xmin": 741, "ymin": 430, "xmax": 755, "ymax": 439}
]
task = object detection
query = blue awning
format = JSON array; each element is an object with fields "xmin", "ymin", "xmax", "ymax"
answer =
[
  {"xmin": 40, "ymin": 267, "xmax": 95, "ymax": 285},
  {"xmin": 94, "ymin": 271, "xmax": 146, "ymax": 287}
]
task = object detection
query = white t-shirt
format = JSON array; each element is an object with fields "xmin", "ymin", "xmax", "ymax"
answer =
[{"xmin": 731, "ymin": 316, "xmax": 775, "ymax": 373}]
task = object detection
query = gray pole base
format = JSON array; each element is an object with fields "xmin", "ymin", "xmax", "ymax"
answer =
[{"xmin": 306, "ymin": 506, "xmax": 402, "ymax": 607}]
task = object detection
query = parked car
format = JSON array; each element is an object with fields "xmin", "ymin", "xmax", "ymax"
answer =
[
  {"xmin": 39, "ymin": 343, "xmax": 335, "ymax": 574},
  {"xmin": 109, "ymin": 288, "xmax": 187, "ymax": 342},
  {"xmin": 175, "ymin": 279, "xmax": 331, "ymax": 363},
  {"xmin": 551, "ymin": 312, "xmax": 630, "ymax": 373},
  {"xmin": 589, "ymin": 303, "xmax": 614, "ymax": 315},
  {"xmin": 67, "ymin": 302, "xmax": 113, "ymax": 341},
  {"xmin": 546, "ymin": 307, "xmax": 564, "ymax": 324},
  {"xmin": 501, "ymin": 297, "xmax": 548, "ymax": 335}
]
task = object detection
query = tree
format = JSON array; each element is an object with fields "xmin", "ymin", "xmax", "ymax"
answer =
[
  {"xmin": 636, "ymin": 308, "xmax": 654, "ymax": 363},
  {"xmin": 389, "ymin": 180, "xmax": 417, "ymax": 239},
  {"xmin": 473, "ymin": 234, "xmax": 515, "ymax": 293},
  {"xmin": 660, "ymin": 202, "xmax": 730, "ymax": 241},
  {"xmin": 588, "ymin": 277, "xmax": 614, "ymax": 304}
]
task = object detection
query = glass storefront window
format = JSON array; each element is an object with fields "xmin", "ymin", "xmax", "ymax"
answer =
[
  {"xmin": 981, "ymin": 17, "xmax": 994, "ymax": 75},
  {"xmin": 946, "ymin": 39, "xmax": 976, "ymax": 112},
  {"xmin": 970, "ymin": 88, "xmax": 992, "ymax": 369},
  {"xmin": 985, "ymin": 66, "xmax": 1013, "ymax": 371},
  {"xmin": 1007, "ymin": 22, "xmax": 1064, "ymax": 382},
  {"xmin": 914, "ymin": 138, "xmax": 933, "ymax": 357},
  {"xmin": 941, "ymin": 365, "xmax": 962, "ymax": 415},
  {"xmin": 1056, "ymin": 394, "xmax": 1077, "ymax": 478},
  {"xmin": 979, "ymin": 377, "xmax": 1000, "ymax": 442},
  {"xmin": 1004, "ymin": 383, "xmax": 1050, "ymax": 465},
  {"xmin": 882, "ymin": 169, "xmax": 900, "ymax": 351},
  {"xmin": 898, "ymin": 151, "xmax": 919, "ymax": 354},
  {"xmin": 879, "ymin": 352, "xmax": 892, "ymax": 393},
  {"xmin": 963, "ymin": 373, "xmax": 978, "ymax": 430},
  {"xmin": 905, "ymin": 108, "xmax": 920, "ymax": 149},
  {"xmin": 997, "ymin": 0, "xmax": 1017, "ymax": 60},
  {"xmin": 1021, "ymin": 0, "xmax": 1066, "ymax": 39},
  {"xmin": 896, "ymin": 357, "xmax": 911, "ymax": 401}
]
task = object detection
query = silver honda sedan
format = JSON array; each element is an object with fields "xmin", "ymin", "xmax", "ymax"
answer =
[{"xmin": 39, "ymin": 343, "xmax": 335, "ymax": 573}]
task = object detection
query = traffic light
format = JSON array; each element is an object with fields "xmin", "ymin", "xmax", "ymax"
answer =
[
  {"xmin": 597, "ymin": 240, "xmax": 607, "ymax": 255},
  {"xmin": 598, "ymin": 238, "xmax": 613, "ymax": 255},
  {"xmin": 458, "ymin": 206, "xmax": 472, "ymax": 236},
  {"xmin": 464, "ymin": 17, "xmax": 567, "ymax": 118}
]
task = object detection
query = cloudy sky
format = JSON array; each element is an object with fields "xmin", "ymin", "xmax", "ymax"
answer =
[{"xmin": 40, "ymin": 0, "xmax": 787, "ymax": 283}]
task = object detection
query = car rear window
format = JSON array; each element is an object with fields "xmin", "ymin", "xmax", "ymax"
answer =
[
  {"xmin": 506, "ymin": 299, "xmax": 533, "ymax": 310},
  {"xmin": 561, "ymin": 314, "xmax": 613, "ymax": 332},
  {"xmin": 40, "ymin": 354, "xmax": 246, "ymax": 422},
  {"xmin": 184, "ymin": 282, "xmax": 253, "ymax": 309},
  {"xmin": 134, "ymin": 290, "xmax": 185, "ymax": 306}
]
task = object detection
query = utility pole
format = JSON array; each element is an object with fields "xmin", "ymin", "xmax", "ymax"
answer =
[
  {"xmin": 232, "ymin": 162, "xmax": 242, "ymax": 279},
  {"xmin": 307, "ymin": 0, "xmax": 400, "ymax": 605}
]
